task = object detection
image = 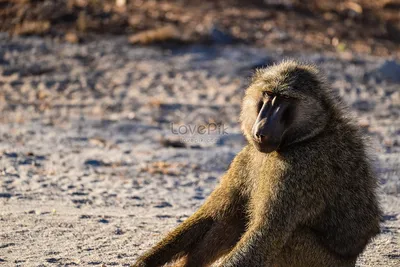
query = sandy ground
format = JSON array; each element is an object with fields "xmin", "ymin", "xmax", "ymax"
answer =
[{"xmin": 0, "ymin": 34, "xmax": 399, "ymax": 266}]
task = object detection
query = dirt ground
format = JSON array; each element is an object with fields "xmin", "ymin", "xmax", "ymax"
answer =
[
  {"xmin": 1, "ymin": 0, "xmax": 400, "ymax": 57},
  {"xmin": 0, "ymin": 33, "xmax": 399, "ymax": 266}
]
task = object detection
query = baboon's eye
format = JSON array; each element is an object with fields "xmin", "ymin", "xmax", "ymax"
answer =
[
  {"xmin": 282, "ymin": 95, "xmax": 291, "ymax": 99},
  {"xmin": 263, "ymin": 91, "xmax": 274, "ymax": 97}
]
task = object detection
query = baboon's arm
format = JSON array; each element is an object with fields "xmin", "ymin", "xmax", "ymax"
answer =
[
  {"xmin": 133, "ymin": 209, "xmax": 214, "ymax": 267},
  {"xmin": 220, "ymin": 173, "xmax": 326, "ymax": 267},
  {"xmin": 133, "ymin": 151, "xmax": 248, "ymax": 267}
]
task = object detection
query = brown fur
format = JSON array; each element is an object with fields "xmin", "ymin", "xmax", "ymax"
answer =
[{"xmin": 133, "ymin": 60, "xmax": 381, "ymax": 267}]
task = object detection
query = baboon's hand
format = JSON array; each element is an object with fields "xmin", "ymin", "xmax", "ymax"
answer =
[
  {"xmin": 131, "ymin": 259, "xmax": 147, "ymax": 267},
  {"xmin": 130, "ymin": 214, "xmax": 214, "ymax": 267}
]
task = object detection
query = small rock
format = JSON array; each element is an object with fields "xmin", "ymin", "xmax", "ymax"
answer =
[
  {"xmin": 154, "ymin": 201, "xmax": 172, "ymax": 208},
  {"xmin": 84, "ymin": 159, "xmax": 111, "ymax": 167},
  {"xmin": 46, "ymin": 258, "xmax": 59, "ymax": 263},
  {"xmin": 65, "ymin": 32, "xmax": 79, "ymax": 44},
  {"xmin": 156, "ymin": 215, "xmax": 171, "ymax": 219},
  {"xmin": 4, "ymin": 152, "xmax": 17, "ymax": 158},
  {"xmin": 89, "ymin": 137, "xmax": 107, "ymax": 147},
  {"xmin": 0, "ymin": 243, "xmax": 15, "ymax": 249},
  {"xmin": 115, "ymin": 228, "xmax": 123, "ymax": 235},
  {"xmin": 71, "ymin": 191, "xmax": 88, "ymax": 196},
  {"xmin": 88, "ymin": 261, "xmax": 102, "ymax": 265},
  {"xmin": 193, "ymin": 195, "xmax": 204, "ymax": 200},
  {"xmin": 0, "ymin": 193, "xmax": 12, "ymax": 198},
  {"xmin": 160, "ymin": 137, "xmax": 186, "ymax": 148},
  {"xmin": 98, "ymin": 218, "xmax": 109, "ymax": 224},
  {"xmin": 382, "ymin": 214, "xmax": 398, "ymax": 221}
]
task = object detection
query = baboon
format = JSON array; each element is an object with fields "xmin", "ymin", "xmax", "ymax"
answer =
[{"xmin": 133, "ymin": 60, "xmax": 381, "ymax": 267}]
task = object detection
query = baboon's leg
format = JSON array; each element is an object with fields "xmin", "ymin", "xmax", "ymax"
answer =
[
  {"xmin": 174, "ymin": 215, "xmax": 247, "ymax": 267},
  {"xmin": 274, "ymin": 228, "xmax": 357, "ymax": 267}
]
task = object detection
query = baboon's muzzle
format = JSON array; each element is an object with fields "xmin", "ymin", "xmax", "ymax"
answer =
[{"xmin": 252, "ymin": 96, "xmax": 290, "ymax": 153}]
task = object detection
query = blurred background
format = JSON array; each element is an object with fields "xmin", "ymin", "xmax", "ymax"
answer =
[
  {"xmin": 0, "ymin": 1, "xmax": 399, "ymax": 266},
  {"xmin": 1, "ymin": 0, "xmax": 400, "ymax": 56}
]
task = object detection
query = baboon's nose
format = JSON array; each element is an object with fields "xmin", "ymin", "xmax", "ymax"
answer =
[{"xmin": 254, "ymin": 133, "xmax": 267, "ymax": 143}]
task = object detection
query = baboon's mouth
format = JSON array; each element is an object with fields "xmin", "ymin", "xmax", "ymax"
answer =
[{"xmin": 253, "ymin": 139, "xmax": 280, "ymax": 153}]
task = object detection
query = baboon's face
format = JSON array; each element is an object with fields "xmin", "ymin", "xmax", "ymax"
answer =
[{"xmin": 241, "ymin": 62, "xmax": 330, "ymax": 153}]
